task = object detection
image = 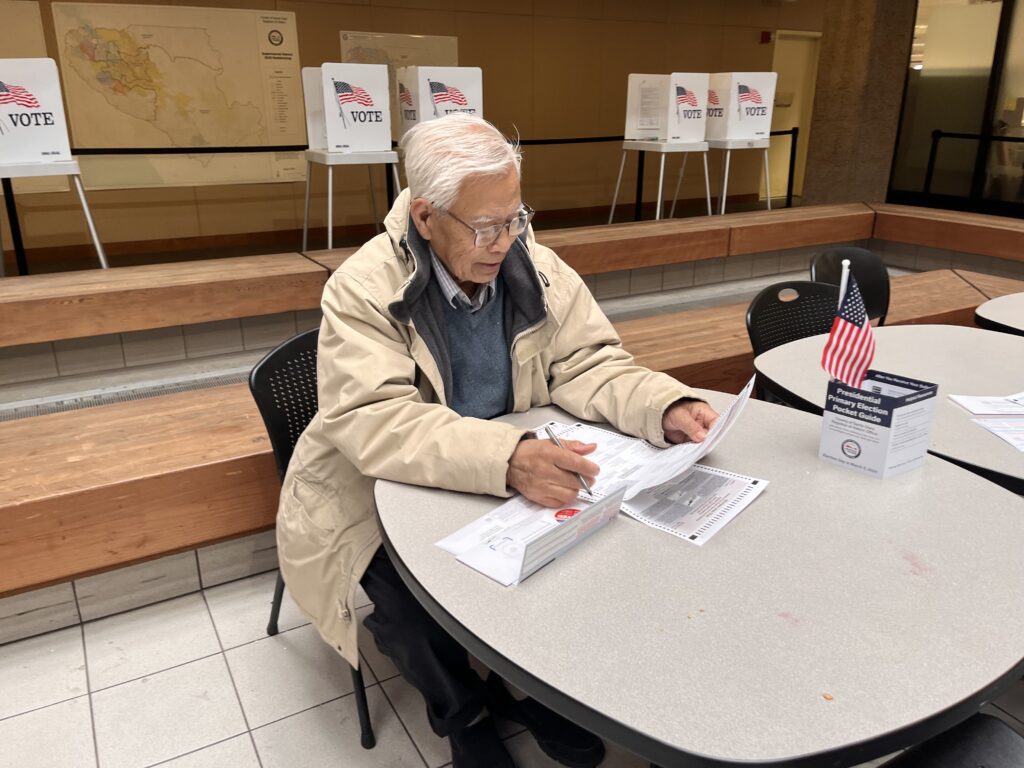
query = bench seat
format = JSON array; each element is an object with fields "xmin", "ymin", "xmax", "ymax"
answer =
[{"xmin": 0, "ymin": 384, "xmax": 277, "ymax": 595}]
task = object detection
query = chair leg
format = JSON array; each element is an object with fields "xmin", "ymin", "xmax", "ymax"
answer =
[
  {"xmin": 266, "ymin": 571, "xmax": 286, "ymax": 636},
  {"xmin": 350, "ymin": 665, "xmax": 376, "ymax": 749}
]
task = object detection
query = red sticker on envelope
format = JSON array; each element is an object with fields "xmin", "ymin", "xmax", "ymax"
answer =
[{"xmin": 555, "ymin": 508, "xmax": 580, "ymax": 522}]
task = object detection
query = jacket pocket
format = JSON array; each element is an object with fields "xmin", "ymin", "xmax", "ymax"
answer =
[{"xmin": 285, "ymin": 475, "xmax": 338, "ymax": 536}]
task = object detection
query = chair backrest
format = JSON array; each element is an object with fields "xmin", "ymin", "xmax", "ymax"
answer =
[
  {"xmin": 880, "ymin": 713, "xmax": 1024, "ymax": 767},
  {"xmin": 248, "ymin": 327, "xmax": 320, "ymax": 481},
  {"xmin": 745, "ymin": 280, "xmax": 840, "ymax": 357},
  {"xmin": 810, "ymin": 246, "xmax": 890, "ymax": 325}
]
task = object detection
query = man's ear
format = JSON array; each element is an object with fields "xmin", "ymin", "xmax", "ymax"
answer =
[{"xmin": 409, "ymin": 198, "xmax": 432, "ymax": 241}]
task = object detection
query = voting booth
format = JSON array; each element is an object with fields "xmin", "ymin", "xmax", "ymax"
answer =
[
  {"xmin": 0, "ymin": 57, "xmax": 106, "ymax": 271},
  {"xmin": 395, "ymin": 66, "xmax": 482, "ymax": 135},
  {"xmin": 623, "ymin": 73, "xmax": 709, "ymax": 142},
  {"xmin": 612, "ymin": 72, "xmax": 713, "ymax": 221},
  {"xmin": 706, "ymin": 72, "xmax": 777, "ymax": 141},
  {"xmin": 299, "ymin": 63, "xmax": 399, "ymax": 251},
  {"xmin": 705, "ymin": 71, "xmax": 778, "ymax": 214}
]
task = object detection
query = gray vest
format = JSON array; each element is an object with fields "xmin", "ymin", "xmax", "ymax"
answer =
[{"xmin": 442, "ymin": 279, "xmax": 511, "ymax": 420}]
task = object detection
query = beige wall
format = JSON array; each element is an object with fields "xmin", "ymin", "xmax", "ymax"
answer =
[{"xmin": 5, "ymin": 0, "xmax": 827, "ymax": 259}]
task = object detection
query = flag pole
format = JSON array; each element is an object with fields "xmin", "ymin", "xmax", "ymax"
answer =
[
  {"xmin": 427, "ymin": 79, "xmax": 440, "ymax": 118},
  {"xmin": 837, "ymin": 259, "xmax": 851, "ymax": 310},
  {"xmin": 332, "ymin": 79, "xmax": 347, "ymax": 128},
  {"xmin": 737, "ymin": 85, "xmax": 743, "ymax": 121}
]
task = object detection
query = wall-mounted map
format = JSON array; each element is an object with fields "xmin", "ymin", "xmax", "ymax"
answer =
[{"xmin": 52, "ymin": 2, "xmax": 306, "ymax": 188}]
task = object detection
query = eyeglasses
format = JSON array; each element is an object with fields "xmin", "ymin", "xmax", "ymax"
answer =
[{"xmin": 433, "ymin": 202, "xmax": 535, "ymax": 247}]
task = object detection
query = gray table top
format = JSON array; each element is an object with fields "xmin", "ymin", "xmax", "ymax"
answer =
[
  {"xmin": 375, "ymin": 392, "xmax": 1024, "ymax": 766},
  {"xmin": 976, "ymin": 292, "xmax": 1024, "ymax": 334},
  {"xmin": 753, "ymin": 324, "xmax": 1024, "ymax": 485}
]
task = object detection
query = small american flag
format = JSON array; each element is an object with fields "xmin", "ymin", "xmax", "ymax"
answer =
[
  {"xmin": 334, "ymin": 81, "xmax": 373, "ymax": 107},
  {"xmin": 676, "ymin": 85, "xmax": 698, "ymax": 107},
  {"xmin": 429, "ymin": 81, "xmax": 468, "ymax": 106},
  {"xmin": 707, "ymin": 89, "xmax": 720, "ymax": 106},
  {"xmin": 0, "ymin": 81, "xmax": 40, "ymax": 108},
  {"xmin": 821, "ymin": 273, "xmax": 876, "ymax": 388},
  {"xmin": 399, "ymin": 82, "xmax": 413, "ymax": 106},
  {"xmin": 737, "ymin": 84, "xmax": 762, "ymax": 104}
]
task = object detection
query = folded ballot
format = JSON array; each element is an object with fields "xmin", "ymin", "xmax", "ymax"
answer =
[{"xmin": 436, "ymin": 488, "xmax": 626, "ymax": 586}]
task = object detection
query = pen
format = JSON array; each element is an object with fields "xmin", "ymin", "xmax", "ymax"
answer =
[{"xmin": 543, "ymin": 426, "xmax": 594, "ymax": 495}]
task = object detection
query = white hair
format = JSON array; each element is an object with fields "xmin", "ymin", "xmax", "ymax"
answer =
[{"xmin": 399, "ymin": 114, "xmax": 521, "ymax": 210}]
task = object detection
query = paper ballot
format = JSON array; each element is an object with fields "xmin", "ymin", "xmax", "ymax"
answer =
[
  {"xmin": 949, "ymin": 392, "xmax": 1024, "ymax": 416},
  {"xmin": 437, "ymin": 378, "xmax": 764, "ymax": 582},
  {"xmin": 552, "ymin": 375, "xmax": 755, "ymax": 501},
  {"xmin": 437, "ymin": 488, "xmax": 626, "ymax": 586}
]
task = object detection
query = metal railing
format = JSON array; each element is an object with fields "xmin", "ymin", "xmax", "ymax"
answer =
[{"xmin": 922, "ymin": 129, "xmax": 1024, "ymax": 195}]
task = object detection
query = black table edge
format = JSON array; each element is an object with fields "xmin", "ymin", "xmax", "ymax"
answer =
[
  {"xmin": 974, "ymin": 310, "xmax": 1024, "ymax": 338},
  {"xmin": 374, "ymin": 486, "xmax": 1024, "ymax": 767}
]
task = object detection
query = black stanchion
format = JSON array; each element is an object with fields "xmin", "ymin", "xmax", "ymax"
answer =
[
  {"xmin": 2, "ymin": 178, "xmax": 29, "ymax": 276},
  {"xmin": 634, "ymin": 151, "xmax": 645, "ymax": 221}
]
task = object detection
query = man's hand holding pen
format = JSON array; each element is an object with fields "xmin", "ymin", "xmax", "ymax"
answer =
[{"xmin": 506, "ymin": 432, "xmax": 599, "ymax": 508}]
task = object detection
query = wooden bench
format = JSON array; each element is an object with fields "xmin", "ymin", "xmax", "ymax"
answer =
[
  {"xmin": 6, "ymin": 203, "xmax": 1023, "ymax": 352},
  {"xmin": 953, "ymin": 269, "xmax": 1024, "ymax": 299},
  {"xmin": 871, "ymin": 203, "xmax": 1024, "ymax": 264},
  {"xmin": 0, "ymin": 253, "xmax": 329, "ymax": 347},
  {"xmin": 0, "ymin": 385, "xmax": 277, "ymax": 595},
  {"xmin": 0, "ymin": 268, "xmax": 994, "ymax": 596}
]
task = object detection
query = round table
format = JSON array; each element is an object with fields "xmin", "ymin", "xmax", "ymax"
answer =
[
  {"xmin": 374, "ymin": 392, "xmax": 1024, "ymax": 768},
  {"xmin": 975, "ymin": 292, "xmax": 1024, "ymax": 336},
  {"xmin": 753, "ymin": 324, "xmax": 1024, "ymax": 493}
]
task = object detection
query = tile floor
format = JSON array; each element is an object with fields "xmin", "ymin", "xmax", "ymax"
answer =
[{"xmin": 2, "ymin": 569, "xmax": 1022, "ymax": 768}]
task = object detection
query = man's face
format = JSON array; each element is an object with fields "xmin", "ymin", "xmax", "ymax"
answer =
[{"xmin": 417, "ymin": 167, "xmax": 522, "ymax": 291}]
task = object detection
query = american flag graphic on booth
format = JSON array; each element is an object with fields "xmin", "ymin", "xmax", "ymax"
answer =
[
  {"xmin": 399, "ymin": 82, "xmax": 413, "ymax": 106},
  {"xmin": 675, "ymin": 86, "xmax": 698, "ymax": 107},
  {"xmin": 0, "ymin": 81, "xmax": 40, "ymax": 108},
  {"xmin": 707, "ymin": 89, "xmax": 720, "ymax": 106},
  {"xmin": 737, "ymin": 84, "xmax": 762, "ymax": 104},
  {"xmin": 429, "ymin": 81, "xmax": 468, "ymax": 106},
  {"xmin": 335, "ymin": 81, "xmax": 373, "ymax": 107},
  {"xmin": 820, "ymin": 273, "xmax": 876, "ymax": 388}
]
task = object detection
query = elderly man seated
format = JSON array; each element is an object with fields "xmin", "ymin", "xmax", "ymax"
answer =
[{"xmin": 276, "ymin": 114, "xmax": 718, "ymax": 768}]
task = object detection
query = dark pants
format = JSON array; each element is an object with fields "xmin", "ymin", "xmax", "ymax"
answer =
[{"xmin": 361, "ymin": 545, "xmax": 487, "ymax": 737}]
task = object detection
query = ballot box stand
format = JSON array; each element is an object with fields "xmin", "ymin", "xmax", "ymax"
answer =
[{"xmin": 608, "ymin": 141, "xmax": 712, "ymax": 224}]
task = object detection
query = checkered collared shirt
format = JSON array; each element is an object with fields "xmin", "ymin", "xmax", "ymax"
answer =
[{"xmin": 430, "ymin": 249, "xmax": 497, "ymax": 314}]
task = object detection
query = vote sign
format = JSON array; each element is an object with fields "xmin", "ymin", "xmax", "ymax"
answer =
[
  {"xmin": 705, "ymin": 72, "xmax": 777, "ymax": 141},
  {"xmin": 395, "ymin": 66, "xmax": 482, "ymax": 136},
  {"xmin": 0, "ymin": 58, "xmax": 71, "ymax": 165},
  {"xmin": 320, "ymin": 63, "xmax": 391, "ymax": 153}
]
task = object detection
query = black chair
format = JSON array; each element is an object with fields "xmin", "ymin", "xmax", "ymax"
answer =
[
  {"xmin": 745, "ymin": 280, "xmax": 840, "ymax": 403},
  {"xmin": 746, "ymin": 280, "xmax": 840, "ymax": 357},
  {"xmin": 810, "ymin": 246, "xmax": 890, "ymax": 325},
  {"xmin": 881, "ymin": 713, "xmax": 1024, "ymax": 767},
  {"xmin": 249, "ymin": 326, "xmax": 376, "ymax": 750}
]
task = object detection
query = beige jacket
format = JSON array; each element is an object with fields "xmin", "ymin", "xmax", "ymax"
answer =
[{"xmin": 277, "ymin": 190, "xmax": 698, "ymax": 666}]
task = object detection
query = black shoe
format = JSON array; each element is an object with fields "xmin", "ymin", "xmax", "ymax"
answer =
[
  {"xmin": 485, "ymin": 672, "xmax": 605, "ymax": 768},
  {"xmin": 449, "ymin": 715, "xmax": 516, "ymax": 768}
]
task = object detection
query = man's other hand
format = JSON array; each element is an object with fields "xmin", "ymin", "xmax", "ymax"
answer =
[
  {"xmin": 663, "ymin": 400, "xmax": 720, "ymax": 444},
  {"xmin": 507, "ymin": 438, "xmax": 599, "ymax": 508}
]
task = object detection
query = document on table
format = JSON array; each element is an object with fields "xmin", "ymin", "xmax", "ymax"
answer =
[
  {"xmin": 436, "ymin": 487, "xmax": 626, "ymax": 586},
  {"xmin": 621, "ymin": 464, "xmax": 767, "ymax": 545},
  {"xmin": 971, "ymin": 418, "xmax": 1024, "ymax": 452},
  {"xmin": 539, "ymin": 376, "xmax": 767, "ymax": 544},
  {"xmin": 949, "ymin": 391, "xmax": 1024, "ymax": 416},
  {"xmin": 542, "ymin": 375, "xmax": 756, "ymax": 501}
]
